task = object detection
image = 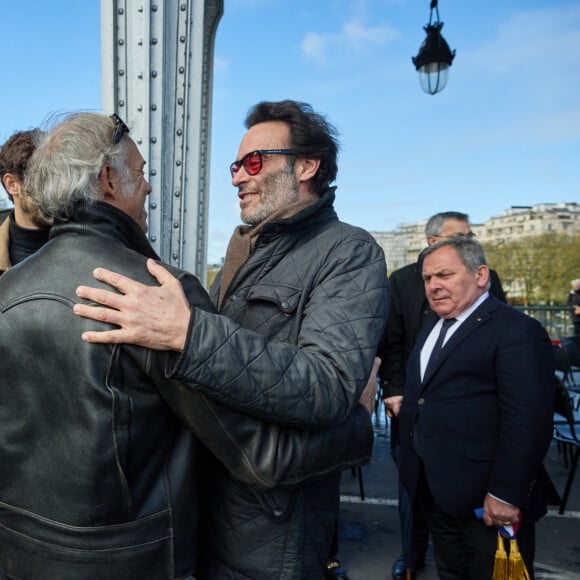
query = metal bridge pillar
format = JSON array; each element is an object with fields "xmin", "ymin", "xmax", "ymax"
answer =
[{"xmin": 101, "ymin": 0, "xmax": 223, "ymax": 282}]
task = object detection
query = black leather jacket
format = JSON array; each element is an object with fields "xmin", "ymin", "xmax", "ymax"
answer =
[
  {"xmin": 0, "ymin": 202, "xmax": 205, "ymax": 579},
  {"xmin": 0, "ymin": 201, "xmax": 374, "ymax": 580},
  {"xmin": 171, "ymin": 189, "xmax": 390, "ymax": 579}
]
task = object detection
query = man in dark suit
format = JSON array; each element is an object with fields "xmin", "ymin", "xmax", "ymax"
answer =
[
  {"xmin": 379, "ymin": 211, "xmax": 505, "ymax": 579},
  {"xmin": 398, "ymin": 236, "xmax": 554, "ymax": 580}
]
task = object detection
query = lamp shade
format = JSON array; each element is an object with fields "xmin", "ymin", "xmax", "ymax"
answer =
[{"xmin": 413, "ymin": 23, "xmax": 456, "ymax": 95}]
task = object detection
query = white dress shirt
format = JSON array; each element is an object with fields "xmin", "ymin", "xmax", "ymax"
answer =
[{"xmin": 420, "ymin": 291, "xmax": 489, "ymax": 381}]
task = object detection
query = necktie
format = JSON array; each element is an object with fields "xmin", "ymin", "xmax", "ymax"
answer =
[{"xmin": 424, "ymin": 317, "xmax": 457, "ymax": 378}]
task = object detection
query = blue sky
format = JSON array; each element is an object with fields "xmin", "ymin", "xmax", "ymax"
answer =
[{"xmin": 1, "ymin": 1, "xmax": 579, "ymax": 264}]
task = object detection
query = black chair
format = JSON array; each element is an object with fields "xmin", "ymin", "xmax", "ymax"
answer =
[
  {"xmin": 552, "ymin": 375, "xmax": 580, "ymax": 514},
  {"xmin": 555, "ymin": 339, "xmax": 580, "ymax": 408},
  {"xmin": 350, "ymin": 466, "xmax": 365, "ymax": 501},
  {"xmin": 553, "ymin": 343, "xmax": 572, "ymax": 383}
]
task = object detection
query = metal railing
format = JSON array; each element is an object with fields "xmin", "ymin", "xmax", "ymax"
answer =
[{"xmin": 515, "ymin": 306, "xmax": 575, "ymax": 341}]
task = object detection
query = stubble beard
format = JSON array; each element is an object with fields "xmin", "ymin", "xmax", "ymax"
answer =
[
  {"xmin": 241, "ymin": 167, "xmax": 299, "ymax": 226},
  {"xmin": 20, "ymin": 196, "xmax": 52, "ymax": 228}
]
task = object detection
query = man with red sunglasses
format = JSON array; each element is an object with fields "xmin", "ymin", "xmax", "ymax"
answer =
[{"xmin": 74, "ymin": 100, "xmax": 389, "ymax": 579}]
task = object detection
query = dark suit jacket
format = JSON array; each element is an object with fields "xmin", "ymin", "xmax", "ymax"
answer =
[
  {"xmin": 399, "ymin": 295, "xmax": 554, "ymax": 521},
  {"xmin": 378, "ymin": 259, "xmax": 506, "ymax": 399},
  {"xmin": 378, "ymin": 259, "xmax": 506, "ymax": 449}
]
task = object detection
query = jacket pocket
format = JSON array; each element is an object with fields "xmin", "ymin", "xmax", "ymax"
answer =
[
  {"xmin": 247, "ymin": 283, "xmax": 300, "ymax": 315},
  {"xmin": 0, "ymin": 501, "xmax": 175, "ymax": 580},
  {"xmin": 241, "ymin": 284, "xmax": 302, "ymax": 342}
]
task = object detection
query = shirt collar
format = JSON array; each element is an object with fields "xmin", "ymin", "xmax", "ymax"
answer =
[{"xmin": 455, "ymin": 290, "xmax": 489, "ymax": 324}]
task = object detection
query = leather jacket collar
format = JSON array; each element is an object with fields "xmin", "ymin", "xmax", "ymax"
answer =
[{"xmin": 51, "ymin": 200, "xmax": 159, "ymax": 260}]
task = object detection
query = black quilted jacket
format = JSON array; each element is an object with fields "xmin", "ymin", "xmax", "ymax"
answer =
[
  {"xmin": 0, "ymin": 200, "xmax": 377, "ymax": 580},
  {"xmin": 170, "ymin": 188, "xmax": 390, "ymax": 579}
]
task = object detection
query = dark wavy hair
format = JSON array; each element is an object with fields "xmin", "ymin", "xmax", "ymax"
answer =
[
  {"xmin": 0, "ymin": 129, "xmax": 42, "ymax": 200},
  {"xmin": 244, "ymin": 100, "xmax": 339, "ymax": 195}
]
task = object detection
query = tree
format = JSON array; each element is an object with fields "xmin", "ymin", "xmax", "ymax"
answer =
[{"xmin": 483, "ymin": 233, "xmax": 580, "ymax": 305}]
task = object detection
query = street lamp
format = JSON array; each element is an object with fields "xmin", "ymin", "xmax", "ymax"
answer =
[{"xmin": 412, "ymin": 0, "xmax": 456, "ymax": 95}]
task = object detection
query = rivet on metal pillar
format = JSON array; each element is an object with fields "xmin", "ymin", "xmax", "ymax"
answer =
[{"xmin": 101, "ymin": 0, "xmax": 224, "ymax": 282}]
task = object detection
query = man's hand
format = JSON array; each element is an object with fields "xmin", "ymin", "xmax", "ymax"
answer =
[
  {"xmin": 482, "ymin": 493, "xmax": 520, "ymax": 528},
  {"xmin": 73, "ymin": 259, "xmax": 191, "ymax": 352},
  {"xmin": 359, "ymin": 357, "xmax": 381, "ymax": 415},
  {"xmin": 383, "ymin": 395, "xmax": 403, "ymax": 418}
]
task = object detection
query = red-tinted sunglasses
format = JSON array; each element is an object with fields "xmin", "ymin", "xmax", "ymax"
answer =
[{"xmin": 229, "ymin": 149, "xmax": 295, "ymax": 177}]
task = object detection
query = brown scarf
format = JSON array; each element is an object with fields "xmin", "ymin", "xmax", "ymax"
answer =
[{"xmin": 217, "ymin": 197, "xmax": 316, "ymax": 309}]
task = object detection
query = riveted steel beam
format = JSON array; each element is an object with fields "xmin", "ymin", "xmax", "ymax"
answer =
[{"xmin": 102, "ymin": 0, "xmax": 223, "ymax": 282}]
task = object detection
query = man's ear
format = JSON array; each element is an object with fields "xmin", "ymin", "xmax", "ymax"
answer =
[
  {"xmin": 476, "ymin": 265, "xmax": 490, "ymax": 289},
  {"xmin": 295, "ymin": 157, "xmax": 320, "ymax": 183},
  {"xmin": 99, "ymin": 164, "xmax": 117, "ymax": 199},
  {"xmin": 2, "ymin": 173, "xmax": 22, "ymax": 198}
]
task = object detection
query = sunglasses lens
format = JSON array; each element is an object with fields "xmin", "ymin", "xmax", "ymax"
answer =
[
  {"xmin": 243, "ymin": 152, "xmax": 262, "ymax": 175},
  {"xmin": 110, "ymin": 114, "xmax": 129, "ymax": 144}
]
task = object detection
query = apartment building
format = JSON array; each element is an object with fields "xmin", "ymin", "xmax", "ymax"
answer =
[
  {"xmin": 476, "ymin": 202, "xmax": 580, "ymax": 243},
  {"xmin": 371, "ymin": 202, "xmax": 580, "ymax": 274}
]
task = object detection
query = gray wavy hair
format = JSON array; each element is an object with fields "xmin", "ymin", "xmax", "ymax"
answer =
[
  {"xmin": 25, "ymin": 112, "xmax": 132, "ymax": 219},
  {"xmin": 422, "ymin": 236, "xmax": 491, "ymax": 291}
]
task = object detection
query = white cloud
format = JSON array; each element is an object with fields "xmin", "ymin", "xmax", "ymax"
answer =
[{"xmin": 301, "ymin": 20, "xmax": 398, "ymax": 65}]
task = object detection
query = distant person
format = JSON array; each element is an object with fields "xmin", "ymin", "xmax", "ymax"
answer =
[
  {"xmin": 567, "ymin": 279, "xmax": 580, "ymax": 335},
  {"xmin": 378, "ymin": 211, "xmax": 506, "ymax": 579},
  {"xmin": 398, "ymin": 236, "xmax": 554, "ymax": 580},
  {"xmin": 0, "ymin": 129, "xmax": 51, "ymax": 275},
  {"xmin": 0, "ymin": 111, "xmax": 379, "ymax": 580},
  {"xmin": 73, "ymin": 100, "xmax": 389, "ymax": 579}
]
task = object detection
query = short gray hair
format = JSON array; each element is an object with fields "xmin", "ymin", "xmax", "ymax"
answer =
[
  {"xmin": 25, "ymin": 112, "xmax": 131, "ymax": 220},
  {"xmin": 425, "ymin": 211, "xmax": 469, "ymax": 237},
  {"xmin": 422, "ymin": 236, "xmax": 488, "ymax": 277}
]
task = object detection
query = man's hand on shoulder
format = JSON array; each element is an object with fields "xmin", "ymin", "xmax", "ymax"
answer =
[{"xmin": 73, "ymin": 259, "xmax": 191, "ymax": 351}]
